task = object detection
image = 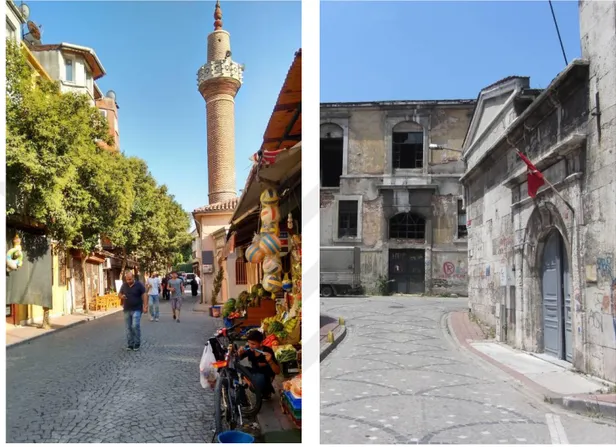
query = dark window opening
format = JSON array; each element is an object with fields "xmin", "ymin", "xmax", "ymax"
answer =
[
  {"xmin": 389, "ymin": 212, "xmax": 426, "ymax": 240},
  {"xmin": 321, "ymin": 137, "xmax": 343, "ymax": 187},
  {"xmin": 393, "ymin": 131, "xmax": 423, "ymax": 169},
  {"xmin": 338, "ymin": 200, "xmax": 358, "ymax": 238},
  {"xmin": 457, "ymin": 199, "xmax": 467, "ymax": 238}
]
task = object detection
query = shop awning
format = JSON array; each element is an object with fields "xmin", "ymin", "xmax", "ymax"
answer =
[{"xmin": 226, "ymin": 49, "xmax": 302, "ymax": 242}]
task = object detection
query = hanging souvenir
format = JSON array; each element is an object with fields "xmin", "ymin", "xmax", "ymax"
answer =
[
  {"xmin": 282, "ymin": 272, "xmax": 293, "ymax": 292},
  {"xmin": 263, "ymin": 255, "xmax": 283, "ymax": 275},
  {"xmin": 245, "ymin": 233, "xmax": 265, "ymax": 264},
  {"xmin": 262, "ymin": 273, "xmax": 282, "ymax": 293},
  {"xmin": 260, "ymin": 205, "xmax": 281, "ymax": 225},
  {"xmin": 259, "ymin": 232, "xmax": 281, "ymax": 255},
  {"xmin": 260, "ymin": 188, "xmax": 279, "ymax": 206}
]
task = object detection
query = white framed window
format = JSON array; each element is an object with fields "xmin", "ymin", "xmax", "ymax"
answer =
[
  {"xmin": 333, "ymin": 194, "xmax": 363, "ymax": 243},
  {"xmin": 6, "ymin": 19, "xmax": 17, "ymax": 41},
  {"xmin": 99, "ymin": 109, "xmax": 108, "ymax": 119},
  {"xmin": 65, "ymin": 58, "xmax": 74, "ymax": 82}
]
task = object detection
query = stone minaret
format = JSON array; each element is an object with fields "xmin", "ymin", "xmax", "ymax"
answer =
[{"xmin": 197, "ymin": 1, "xmax": 244, "ymax": 204}]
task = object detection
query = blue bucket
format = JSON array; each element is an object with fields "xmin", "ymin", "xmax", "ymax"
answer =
[{"xmin": 217, "ymin": 430, "xmax": 255, "ymax": 444}]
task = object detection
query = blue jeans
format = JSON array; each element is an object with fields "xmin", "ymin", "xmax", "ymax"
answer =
[
  {"xmin": 124, "ymin": 310, "xmax": 142, "ymax": 348},
  {"xmin": 248, "ymin": 369, "xmax": 275, "ymax": 396},
  {"xmin": 148, "ymin": 295, "xmax": 160, "ymax": 319}
]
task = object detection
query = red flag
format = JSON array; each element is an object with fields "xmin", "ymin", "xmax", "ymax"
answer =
[{"xmin": 517, "ymin": 150, "xmax": 545, "ymax": 198}]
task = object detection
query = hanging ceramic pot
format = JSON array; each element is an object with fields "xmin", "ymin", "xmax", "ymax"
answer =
[
  {"xmin": 260, "ymin": 188, "xmax": 279, "ymax": 206},
  {"xmin": 259, "ymin": 232, "xmax": 281, "ymax": 255},
  {"xmin": 262, "ymin": 273, "xmax": 282, "ymax": 292}
]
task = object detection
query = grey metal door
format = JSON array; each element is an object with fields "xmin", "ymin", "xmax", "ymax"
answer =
[
  {"xmin": 541, "ymin": 231, "xmax": 572, "ymax": 360},
  {"xmin": 389, "ymin": 249, "xmax": 425, "ymax": 294}
]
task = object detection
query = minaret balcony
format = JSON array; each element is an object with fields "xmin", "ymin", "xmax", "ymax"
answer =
[{"xmin": 197, "ymin": 58, "xmax": 244, "ymax": 89}]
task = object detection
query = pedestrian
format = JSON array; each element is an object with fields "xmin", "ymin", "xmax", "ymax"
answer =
[
  {"xmin": 146, "ymin": 272, "xmax": 162, "ymax": 322},
  {"xmin": 118, "ymin": 271, "xmax": 147, "ymax": 351},
  {"xmin": 167, "ymin": 271, "xmax": 184, "ymax": 323},
  {"xmin": 190, "ymin": 276, "xmax": 198, "ymax": 297},
  {"xmin": 161, "ymin": 274, "xmax": 170, "ymax": 301},
  {"xmin": 237, "ymin": 330, "xmax": 280, "ymax": 400}
]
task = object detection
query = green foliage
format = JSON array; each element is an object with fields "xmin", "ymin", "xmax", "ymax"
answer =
[
  {"xmin": 211, "ymin": 266, "xmax": 224, "ymax": 306},
  {"xmin": 5, "ymin": 40, "xmax": 192, "ymax": 271}
]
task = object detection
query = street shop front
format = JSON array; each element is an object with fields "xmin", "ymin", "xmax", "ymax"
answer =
[{"xmin": 223, "ymin": 49, "xmax": 302, "ymax": 432}]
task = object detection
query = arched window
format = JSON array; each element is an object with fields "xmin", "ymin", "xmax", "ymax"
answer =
[
  {"xmin": 235, "ymin": 257, "xmax": 247, "ymax": 285},
  {"xmin": 389, "ymin": 213, "xmax": 426, "ymax": 240},
  {"xmin": 392, "ymin": 121, "xmax": 424, "ymax": 169},
  {"xmin": 320, "ymin": 123, "xmax": 344, "ymax": 187}
]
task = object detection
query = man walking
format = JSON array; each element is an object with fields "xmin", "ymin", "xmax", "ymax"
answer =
[
  {"xmin": 146, "ymin": 272, "xmax": 162, "ymax": 322},
  {"xmin": 167, "ymin": 271, "xmax": 184, "ymax": 323},
  {"xmin": 118, "ymin": 271, "xmax": 147, "ymax": 351}
]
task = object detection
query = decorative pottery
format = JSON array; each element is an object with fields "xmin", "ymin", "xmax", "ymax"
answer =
[
  {"xmin": 259, "ymin": 233, "xmax": 281, "ymax": 255},
  {"xmin": 260, "ymin": 188, "xmax": 279, "ymax": 206},
  {"xmin": 262, "ymin": 274, "xmax": 282, "ymax": 292},
  {"xmin": 245, "ymin": 243, "xmax": 265, "ymax": 263}
]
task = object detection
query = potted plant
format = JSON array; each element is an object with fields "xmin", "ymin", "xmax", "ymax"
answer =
[{"xmin": 210, "ymin": 266, "xmax": 224, "ymax": 317}]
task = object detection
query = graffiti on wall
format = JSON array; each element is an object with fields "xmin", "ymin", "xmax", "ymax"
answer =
[
  {"xmin": 497, "ymin": 235, "xmax": 514, "ymax": 256},
  {"xmin": 441, "ymin": 260, "xmax": 467, "ymax": 280},
  {"xmin": 595, "ymin": 255, "xmax": 616, "ymax": 339}
]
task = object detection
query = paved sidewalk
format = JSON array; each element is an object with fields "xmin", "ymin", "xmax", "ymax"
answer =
[
  {"xmin": 6, "ymin": 307, "xmax": 124, "ymax": 348},
  {"xmin": 449, "ymin": 310, "xmax": 616, "ymax": 420}
]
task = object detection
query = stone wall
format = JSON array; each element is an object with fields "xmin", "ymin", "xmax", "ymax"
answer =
[{"xmin": 578, "ymin": 0, "xmax": 616, "ymax": 382}]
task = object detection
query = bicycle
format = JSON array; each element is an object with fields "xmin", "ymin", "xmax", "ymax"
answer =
[
  {"xmin": 210, "ymin": 334, "xmax": 263, "ymax": 435},
  {"xmin": 214, "ymin": 320, "xmax": 245, "ymax": 348}
]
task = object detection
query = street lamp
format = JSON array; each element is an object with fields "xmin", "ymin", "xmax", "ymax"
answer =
[{"xmin": 429, "ymin": 143, "xmax": 463, "ymax": 153}]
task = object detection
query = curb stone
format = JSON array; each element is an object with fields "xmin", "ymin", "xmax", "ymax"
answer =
[
  {"xmin": 445, "ymin": 310, "xmax": 616, "ymax": 422},
  {"xmin": 6, "ymin": 307, "xmax": 124, "ymax": 350},
  {"xmin": 320, "ymin": 318, "xmax": 347, "ymax": 362}
]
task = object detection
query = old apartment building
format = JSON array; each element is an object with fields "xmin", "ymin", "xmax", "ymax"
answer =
[
  {"xmin": 320, "ymin": 100, "xmax": 475, "ymax": 295},
  {"xmin": 461, "ymin": 0, "xmax": 616, "ymax": 382}
]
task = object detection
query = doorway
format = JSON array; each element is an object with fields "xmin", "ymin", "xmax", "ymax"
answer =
[
  {"xmin": 388, "ymin": 249, "xmax": 425, "ymax": 294},
  {"xmin": 541, "ymin": 231, "xmax": 572, "ymax": 362}
]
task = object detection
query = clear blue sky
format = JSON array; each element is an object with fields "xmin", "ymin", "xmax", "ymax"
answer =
[
  {"xmin": 29, "ymin": 1, "xmax": 301, "ymax": 217},
  {"xmin": 321, "ymin": 0, "xmax": 581, "ymax": 102}
]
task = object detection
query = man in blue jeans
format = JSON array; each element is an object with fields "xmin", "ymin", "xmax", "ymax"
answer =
[
  {"xmin": 146, "ymin": 272, "xmax": 162, "ymax": 322},
  {"xmin": 118, "ymin": 271, "xmax": 147, "ymax": 351},
  {"xmin": 237, "ymin": 331, "xmax": 281, "ymax": 399}
]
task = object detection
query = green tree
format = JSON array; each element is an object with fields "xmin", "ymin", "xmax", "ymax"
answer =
[{"xmin": 6, "ymin": 39, "xmax": 126, "ymax": 314}]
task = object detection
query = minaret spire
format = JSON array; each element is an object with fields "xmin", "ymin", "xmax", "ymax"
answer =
[
  {"xmin": 214, "ymin": 1, "xmax": 223, "ymax": 30},
  {"xmin": 197, "ymin": 0, "xmax": 244, "ymax": 204}
]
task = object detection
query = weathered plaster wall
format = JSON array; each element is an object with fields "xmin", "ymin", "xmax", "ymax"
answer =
[{"xmin": 347, "ymin": 110, "xmax": 386, "ymax": 175}]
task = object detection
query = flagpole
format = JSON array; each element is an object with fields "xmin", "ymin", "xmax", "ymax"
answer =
[{"xmin": 541, "ymin": 176, "xmax": 576, "ymax": 217}]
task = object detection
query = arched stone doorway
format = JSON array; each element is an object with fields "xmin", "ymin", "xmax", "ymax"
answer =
[
  {"xmin": 541, "ymin": 230, "xmax": 573, "ymax": 361},
  {"xmin": 523, "ymin": 202, "xmax": 574, "ymax": 361}
]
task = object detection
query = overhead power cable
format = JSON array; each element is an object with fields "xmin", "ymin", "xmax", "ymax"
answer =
[{"xmin": 548, "ymin": 0, "xmax": 568, "ymax": 66}]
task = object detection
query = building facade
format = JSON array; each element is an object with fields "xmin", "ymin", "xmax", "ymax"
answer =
[
  {"xmin": 461, "ymin": 0, "xmax": 616, "ymax": 382},
  {"xmin": 320, "ymin": 100, "xmax": 475, "ymax": 295}
]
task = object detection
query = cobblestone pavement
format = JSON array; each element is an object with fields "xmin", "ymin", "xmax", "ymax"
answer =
[
  {"xmin": 6, "ymin": 294, "xmax": 219, "ymax": 443},
  {"xmin": 321, "ymin": 297, "xmax": 616, "ymax": 444}
]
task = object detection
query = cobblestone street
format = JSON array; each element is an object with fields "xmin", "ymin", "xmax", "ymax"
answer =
[
  {"xmin": 321, "ymin": 297, "xmax": 616, "ymax": 444},
  {"xmin": 6, "ymin": 294, "xmax": 219, "ymax": 443}
]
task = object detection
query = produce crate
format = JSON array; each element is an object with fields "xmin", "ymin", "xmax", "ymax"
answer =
[
  {"xmin": 283, "ymin": 390, "xmax": 301, "ymax": 410},
  {"xmin": 281, "ymin": 360, "xmax": 300, "ymax": 378},
  {"xmin": 280, "ymin": 394, "xmax": 301, "ymax": 420}
]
